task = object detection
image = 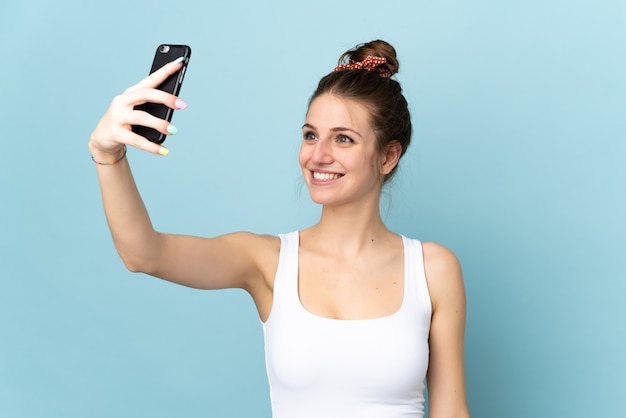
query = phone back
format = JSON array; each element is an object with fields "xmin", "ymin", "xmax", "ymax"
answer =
[{"xmin": 132, "ymin": 44, "xmax": 191, "ymax": 144}]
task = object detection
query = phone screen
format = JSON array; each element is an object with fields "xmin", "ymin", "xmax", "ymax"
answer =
[{"xmin": 132, "ymin": 44, "xmax": 191, "ymax": 144}]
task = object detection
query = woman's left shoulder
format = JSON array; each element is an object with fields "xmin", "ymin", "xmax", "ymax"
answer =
[
  {"xmin": 421, "ymin": 242, "xmax": 465, "ymax": 306},
  {"xmin": 421, "ymin": 241, "xmax": 461, "ymax": 269}
]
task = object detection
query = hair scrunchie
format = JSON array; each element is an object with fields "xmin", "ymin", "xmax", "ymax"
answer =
[{"xmin": 333, "ymin": 55, "xmax": 392, "ymax": 78}]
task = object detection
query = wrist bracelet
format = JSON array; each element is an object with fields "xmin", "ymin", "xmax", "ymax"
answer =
[{"xmin": 92, "ymin": 145, "xmax": 127, "ymax": 165}]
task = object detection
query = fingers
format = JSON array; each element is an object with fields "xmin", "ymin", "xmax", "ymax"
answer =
[
  {"xmin": 109, "ymin": 87, "xmax": 185, "ymax": 135},
  {"xmin": 91, "ymin": 92, "xmax": 183, "ymax": 156},
  {"xmin": 119, "ymin": 130, "xmax": 170, "ymax": 156},
  {"xmin": 108, "ymin": 105, "xmax": 180, "ymax": 156},
  {"xmin": 125, "ymin": 58, "xmax": 184, "ymax": 93},
  {"xmin": 115, "ymin": 87, "xmax": 183, "ymax": 111},
  {"xmin": 127, "ymin": 108, "xmax": 177, "ymax": 137}
]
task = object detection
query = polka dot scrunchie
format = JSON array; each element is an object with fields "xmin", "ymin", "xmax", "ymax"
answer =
[{"xmin": 333, "ymin": 55, "xmax": 392, "ymax": 78}]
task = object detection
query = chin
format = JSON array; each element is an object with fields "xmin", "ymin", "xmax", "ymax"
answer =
[
  {"xmin": 307, "ymin": 193, "xmax": 328, "ymax": 205},
  {"xmin": 307, "ymin": 191, "xmax": 350, "ymax": 207},
  {"xmin": 306, "ymin": 189, "xmax": 334, "ymax": 206}
]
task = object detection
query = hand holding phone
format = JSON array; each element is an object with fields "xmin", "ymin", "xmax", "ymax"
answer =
[{"xmin": 132, "ymin": 44, "xmax": 191, "ymax": 144}]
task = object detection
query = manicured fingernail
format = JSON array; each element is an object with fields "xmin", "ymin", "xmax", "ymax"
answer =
[
  {"xmin": 172, "ymin": 56, "xmax": 184, "ymax": 64},
  {"xmin": 167, "ymin": 124, "xmax": 178, "ymax": 135},
  {"xmin": 158, "ymin": 147, "xmax": 169, "ymax": 156},
  {"xmin": 175, "ymin": 98, "xmax": 187, "ymax": 109}
]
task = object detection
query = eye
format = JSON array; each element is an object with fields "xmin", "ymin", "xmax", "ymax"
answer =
[
  {"xmin": 337, "ymin": 135, "xmax": 354, "ymax": 144},
  {"xmin": 303, "ymin": 131, "xmax": 317, "ymax": 141}
]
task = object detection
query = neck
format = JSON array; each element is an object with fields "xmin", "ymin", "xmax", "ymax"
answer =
[{"xmin": 303, "ymin": 199, "xmax": 393, "ymax": 255}]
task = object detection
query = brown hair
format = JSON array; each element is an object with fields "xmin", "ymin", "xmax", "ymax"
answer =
[{"xmin": 309, "ymin": 40, "xmax": 412, "ymax": 183}]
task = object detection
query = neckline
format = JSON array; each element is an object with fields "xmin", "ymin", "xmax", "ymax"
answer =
[{"xmin": 295, "ymin": 231, "xmax": 408, "ymax": 323}]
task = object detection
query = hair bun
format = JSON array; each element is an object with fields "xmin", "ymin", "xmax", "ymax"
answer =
[{"xmin": 338, "ymin": 40, "xmax": 399, "ymax": 76}]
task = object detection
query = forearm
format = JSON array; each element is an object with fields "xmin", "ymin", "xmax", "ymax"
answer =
[{"xmin": 92, "ymin": 146, "xmax": 161, "ymax": 272}]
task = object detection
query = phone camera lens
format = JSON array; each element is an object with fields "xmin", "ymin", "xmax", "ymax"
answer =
[{"xmin": 160, "ymin": 45, "xmax": 170, "ymax": 53}]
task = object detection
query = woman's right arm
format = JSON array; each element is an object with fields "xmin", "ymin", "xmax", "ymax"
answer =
[{"xmin": 89, "ymin": 59, "xmax": 278, "ymax": 296}]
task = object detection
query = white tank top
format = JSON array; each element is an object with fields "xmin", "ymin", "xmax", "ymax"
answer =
[{"xmin": 262, "ymin": 231, "xmax": 432, "ymax": 418}]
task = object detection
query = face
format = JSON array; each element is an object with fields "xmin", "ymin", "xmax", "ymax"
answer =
[{"xmin": 299, "ymin": 93, "xmax": 389, "ymax": 207}]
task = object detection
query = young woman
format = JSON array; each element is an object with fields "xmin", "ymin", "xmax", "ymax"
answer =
[{"xmin": 89, "ymin": 40, "xmax": 470, "ymax": 418}]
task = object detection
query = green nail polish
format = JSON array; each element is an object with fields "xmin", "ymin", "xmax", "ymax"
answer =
[{"xmin": 167, "ymin": 124, "xmax": 178, "ymax": 135}]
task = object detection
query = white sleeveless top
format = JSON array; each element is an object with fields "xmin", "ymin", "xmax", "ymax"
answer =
[{"xmin": 262, "ymin": 231, "xmax": 432, "ymax": 418}]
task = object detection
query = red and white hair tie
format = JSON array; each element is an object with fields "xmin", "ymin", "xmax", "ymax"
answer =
[{"xmin": 333, "ymin": 55, "xmax": 392, "ymax": 78}]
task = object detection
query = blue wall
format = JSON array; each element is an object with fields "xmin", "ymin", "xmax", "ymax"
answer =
[{"xmin": 1, "ymin": 1, "xmax": 624, "ymax": 417}]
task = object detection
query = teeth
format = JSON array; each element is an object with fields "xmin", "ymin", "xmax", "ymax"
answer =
[{"xmin": 313, "ymin": 172, "xmax": 342, "ymax": 181}]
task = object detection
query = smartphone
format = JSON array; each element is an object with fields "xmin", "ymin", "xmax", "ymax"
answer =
[{"xmin": 132, "ymin": 44, "xmax": 191, "ymax": 144}]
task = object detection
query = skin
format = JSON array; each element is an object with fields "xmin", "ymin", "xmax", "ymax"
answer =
[{"xmin": 89, "ymin": 60, "xmax": 471, "ymax": 418}]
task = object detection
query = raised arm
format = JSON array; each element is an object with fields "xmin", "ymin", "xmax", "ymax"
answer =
[
  {"xmin": 89, "ymin": 59, "xmax": 278, "ymax": 301},
  {"xmin": 423, "ymin": 242, "xmax": 471, "ymax": 418}
]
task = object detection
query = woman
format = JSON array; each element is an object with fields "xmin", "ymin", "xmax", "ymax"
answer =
[{"xmin": 89, "ymin": 40, "xmax": 470, "ymax": 418}]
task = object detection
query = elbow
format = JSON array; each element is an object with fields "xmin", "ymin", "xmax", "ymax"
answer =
[
  {"xmin": 122, "ymin": 259, "xmax": 144, "ymax": 273},
  {"xmin": 114, "ymin": 233, "xmax": 164, "ymax": 275},
  {"xmin": 118, "ymin": 252, "xmax": 158, "ymax": 275},
  {"xmin": 120, "ymin": 257, "xmax": 146, "ymax": 274}
]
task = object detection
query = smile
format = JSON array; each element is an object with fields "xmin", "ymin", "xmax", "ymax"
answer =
[{"xmin": 312, "ymin": 171, "xmax": 343, "ymax": 181}]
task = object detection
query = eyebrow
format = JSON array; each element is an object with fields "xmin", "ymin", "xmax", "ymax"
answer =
[{"xmin": 302, "ymin": 123, "xmax": 363, "ymax": 138}]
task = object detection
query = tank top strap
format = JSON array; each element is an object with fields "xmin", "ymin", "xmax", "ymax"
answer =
[
  {"xmin": 271, "ymin": 231, "xmax": 301, "ymax": 315},
  {"xmin": 401, "ymin": 236, "xmax": 432, "ymax": 326}
]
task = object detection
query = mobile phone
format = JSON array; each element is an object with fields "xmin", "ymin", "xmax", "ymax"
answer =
[{"xmin": 132, "ymin": 44, "xmax": 191, "ymax": 144}]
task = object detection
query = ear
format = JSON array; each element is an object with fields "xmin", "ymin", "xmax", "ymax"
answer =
[{"xmin": 380, "ymin": 141, "xmax": 402, "ymax": 175}]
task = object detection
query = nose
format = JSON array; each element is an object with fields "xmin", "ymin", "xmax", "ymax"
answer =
[{"xmin": 310, "ymin": 139, "xmax": 333, "ymax": 165}]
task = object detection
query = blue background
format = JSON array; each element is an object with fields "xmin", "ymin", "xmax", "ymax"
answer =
[{"xmin": 1, "ymin": 1, "xmax": 624, "ymax": 417}]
